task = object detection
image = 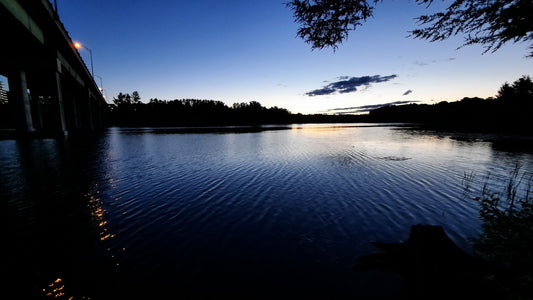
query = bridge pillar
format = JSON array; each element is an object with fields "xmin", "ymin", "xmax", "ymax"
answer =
[
  {"xmin": 32, "ymin": 95, "xmax": 44, "ymax": 130},
  {"xmin": 54, "ymin": 60, "xmax": 68, "ymax": 136},
  {"xmin": 9, "ymin": 69, "xmax": 35, "ymax": 134}
]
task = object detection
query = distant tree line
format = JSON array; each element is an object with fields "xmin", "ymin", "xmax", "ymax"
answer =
[
  {"xmin": 2, "ymin": 77, "xmax": 531, "ymax": 134},
  {"xmin": 108, "ymin": 76, "xmax": 531, "ymax": 133},
  {"xmin": 2, "ymin": 77, "xmax": 530, "ymax": 134},
  {"xmin": 110, "ymin": 95, "xmax": 291, "ymax": 126},
  {"xmin": 108, "ymin": 76, "xmax": 532, "ymax": 132},
  {"xmin": 369, "ymin": 76, "xmax": 533, "ymax": 133},
  {"xmin": 109, "ymin": 94, "xmax": 364, "ymax": 126}
]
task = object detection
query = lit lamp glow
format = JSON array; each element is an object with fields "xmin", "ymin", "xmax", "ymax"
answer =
[{"xmin": 73, "ymin": 42, "xmax": 94, "ymax": 78}]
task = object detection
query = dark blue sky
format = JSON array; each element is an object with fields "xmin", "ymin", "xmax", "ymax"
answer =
[{"xmin": 58, "ymin": 0, "xmax": 532, "ymax": 114}]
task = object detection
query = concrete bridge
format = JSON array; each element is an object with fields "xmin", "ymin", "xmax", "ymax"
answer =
[{"xmin": 0, "ymin": 0, "xmax": 107, "ymax": 137}]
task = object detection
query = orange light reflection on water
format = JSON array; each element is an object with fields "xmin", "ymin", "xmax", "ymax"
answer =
[
  {"xmin": 41, "ymin": 277, "xmax": 92, "ymax": 299},
  {"xmin": 87, "ymin": 184, "xmax": 115, "ymax": 242},
  {"xmin": 41, "ymin": 278, "xmax": 75, "ymax": 299}
]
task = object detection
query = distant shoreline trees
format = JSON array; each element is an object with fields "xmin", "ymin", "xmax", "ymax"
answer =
[
  {"xmin": 109, "ymin": 95, "xmax": 367, "ymax": 127},
  {"xmin": 108, "ymin": 76, "xmax": 532, "ymax": 133},
  {"xmin": 369, "ymin": 76, "xmax": 533, "ymax": 133}
]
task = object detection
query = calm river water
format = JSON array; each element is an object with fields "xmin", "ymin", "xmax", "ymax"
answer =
[{"xmin": 3, "ymin": 124, "xmax": 532, "ymax": 298}]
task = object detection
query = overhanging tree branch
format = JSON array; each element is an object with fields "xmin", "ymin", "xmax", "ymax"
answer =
[{"xmin": 287, "ymin": 0, "xmax": 533, "ymax": 57}]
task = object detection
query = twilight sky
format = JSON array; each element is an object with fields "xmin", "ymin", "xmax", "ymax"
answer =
[{"xmin": 58, "ymin": 0, "xmax": 532, "ymax": 114}]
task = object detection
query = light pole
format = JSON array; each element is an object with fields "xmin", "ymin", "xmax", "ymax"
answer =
[
  {"xmin": 94, "ymin": 74, "xmax": 106, "ymax": 101},
  {"xmin": 74, "ymin": 42, "xmax": 94, "ymax": 78}
]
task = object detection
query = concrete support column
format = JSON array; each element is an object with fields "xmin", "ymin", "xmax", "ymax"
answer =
[
  {"xmin": 55, "ymin": 59, "xmax": 68, "ymax": 136},
  {"xmin": 32, "ymin": 95, "xmax": 44, "ymax": 130},
  {"xmin": 9, "ymin": 69, "xmax": 35, "ymax": 134}
]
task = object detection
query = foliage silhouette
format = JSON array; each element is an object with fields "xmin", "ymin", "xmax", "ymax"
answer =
[
  {"xmin": 107, "ymin": 77, "xmax": 531, "ymax": 133},
  {"xmin": 464, "ymin": 165, "xmax": 533, "ymax": 298},
  {"xmin": 287, "ymin": 0, "xmax": 375, "ymax": 50},
  {"xmin": 355, "ymin": 165, "xmax": 533, "ymax": 299},
  {"xmin": 368, "ymin": 76, "xmax": 533, "ymax": 133},
  {"xmin": 287, "ymin": 0, "xmax": 533, "ymax": 56},
  {"xmin": 109, "ymin": 93, "xmax": 366, "ymax": 127}
]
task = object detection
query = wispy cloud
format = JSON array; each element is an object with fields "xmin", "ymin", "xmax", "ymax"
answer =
[
  {"xmin": 413, "ymin": 57, "xmax": 456, "ymax": 66},
  {"xmin": 327, "ymin": 100, "xmax": 420, "ymax": 114},
  {"xmin": 402, "ymin": 89, "xmax": 413, "ymax": 96},
  {"xmin": 413, "ymin": 60, "xmax": 433, "ymax": 66},
  {"xmin": 306, "ymin": 74, "xmax": 398, "ymax": 97}
]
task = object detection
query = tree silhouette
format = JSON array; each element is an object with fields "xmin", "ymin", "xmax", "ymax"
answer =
[
  {"xmin": 107, "ymin": 95, "xmax": 366, "ymax": 127},
  {"xmin": 112, "ymin": 91, "xmax": 141, "ymax": 106},
  {"xmin": 131, "ymin": 91, "xmax": 141, "ymax": 104},
  {"xmin": 106, "ymin": 77, "xmax": 531, "ymax": 132},
  {"xmin": 412, "ymin": 0, "xmax": 533, "ymax": 56},
  {"xmin": 497, "ymin": 75, "xmax": 533, "ymax": 103},
  {"xmin": 112, "ymin": 92, "xmax": 130, "ymax": 106},
  {"xmin": 287, "ymin": 0, "xmax": 374, "ymax": 50},
  {"xmin": 368, "ymin": 76, "xmax": 533, "ymax": 132},
  {"xmin": 287, "ymin": 0, "xmax": 533, "ymax": 56}
]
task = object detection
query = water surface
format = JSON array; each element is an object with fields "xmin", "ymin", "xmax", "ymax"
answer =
[{"xmin": 3, "ymin": 124, "xmax": 532, "ymax": 298}]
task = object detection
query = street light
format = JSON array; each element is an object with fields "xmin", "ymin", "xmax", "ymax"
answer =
[
  {"xmin": 74, "ymin": 42, "xmax": 94, "ymax": 78},
  {"xmin": 94, "ymin": 74, "xmax": 106, "ymax": 101},
  {"xmin": 94, "ymin": 74, "xmax": 103, "ymax": 91}
]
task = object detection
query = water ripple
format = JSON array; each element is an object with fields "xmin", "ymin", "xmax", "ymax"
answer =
[{"xmin": 5, "ymin": 125, "xmax": 533, "ymax": 297}]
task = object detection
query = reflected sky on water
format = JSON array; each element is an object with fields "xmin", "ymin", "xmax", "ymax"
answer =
[{"xmin": 3, "ymin": 124, "xmax": 532, "ymax": 298}]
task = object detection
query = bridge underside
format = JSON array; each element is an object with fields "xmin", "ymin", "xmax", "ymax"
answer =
[{"xmin": 0, "ymin": 0, "xmax": 107, "ymax": 137}]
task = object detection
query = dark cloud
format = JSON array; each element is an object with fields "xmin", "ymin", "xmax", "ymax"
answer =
[
  {"xmin": 327, "ymin": 100, "xmax": 420, "ymax": 114},
  {"xmin": 402, "ymin": 89, "xmax": 413, "ymax": 96},
  {"xmin": 306, "ymin": 74, "xmax": 398, "ymax": 97}
]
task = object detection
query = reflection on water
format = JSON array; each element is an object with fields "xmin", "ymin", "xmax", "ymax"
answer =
[
  {"xmin": 42, "ymin": 278, "xmax": 66, "ymax": 298},
  {"xmin": 87, "ymin": 184, "xmax": 113, "ymax": 241},
  {"xmin": 86, "ymin": 182, "xmax": 126, "ymax": 271},
  {"xmin": 3, "ymin": 124, "xmax": 533, "ymax": 298}
]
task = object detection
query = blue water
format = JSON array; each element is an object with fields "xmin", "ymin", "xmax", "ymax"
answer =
[{"xmin": 3, "ymin": 124, "xmax": 532, "ymax": 298}]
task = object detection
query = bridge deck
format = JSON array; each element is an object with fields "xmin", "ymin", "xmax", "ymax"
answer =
[{"xmin": 1, "ymin": 0, "xmax": 107, "ymax": 137}]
